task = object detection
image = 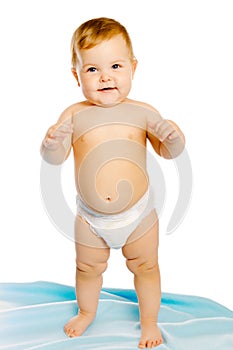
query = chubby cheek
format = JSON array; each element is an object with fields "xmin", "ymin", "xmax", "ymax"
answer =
[
  {"xmin": 121, "ymin": 70, "xmax": 133, "ymax": 84},
  {"xmin": 80, "ymin": 78, "xmax": 96, "ymax": 95},
  {"xmin": 120, "ymin": 76, "xmax": 132, "ymax": 94}
]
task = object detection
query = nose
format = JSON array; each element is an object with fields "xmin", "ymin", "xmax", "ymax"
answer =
[{"xmin": 99, "ymin": 70, "xmax": 112, "ymax": 83}]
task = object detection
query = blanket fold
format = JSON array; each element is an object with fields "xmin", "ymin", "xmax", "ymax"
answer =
[{"xmin": 0, "ymin": 282, "xmax": 232, "ymax": 350}]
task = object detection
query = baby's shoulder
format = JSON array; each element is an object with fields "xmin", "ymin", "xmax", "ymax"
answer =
[
  {"xmin": 57, "ymin": 101, "xmax": 92, "ymax": 123},
  {"xmin": 124, "ymin": 98, "xmax": 161, "ymax": 117},
  {"xmin": 57, "ymin": 101, "xmax": 94, "ymax": 124},
  {"xmin": 65, "ymin": 100, "xmax": 93, "ymax": 116}
]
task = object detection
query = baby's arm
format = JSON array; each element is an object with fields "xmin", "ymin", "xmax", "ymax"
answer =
[
  {"xmin": 147, "ymin": 116, "xmax": 185, "ymax": 159},
  {"xmin": 41, "ymin": 111, "xmax": 73, "ymax": 165}
]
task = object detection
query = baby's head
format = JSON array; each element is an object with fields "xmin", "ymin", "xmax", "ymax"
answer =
[
  {"xmin": 71, "ymin": 17, "xmax": 135, "ymax": 68},
  {"xmin": 71, "ymin": 18, "xmax": 137, "ymax": 107}
]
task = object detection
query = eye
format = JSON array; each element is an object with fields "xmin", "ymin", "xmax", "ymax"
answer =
[
  {"xmin": 112, "ymin": 64, "xmax": 120, "ymax": 69},
  {"xmin": 87, "ymin": 67, "xmax": 97, "ymax": 72}
]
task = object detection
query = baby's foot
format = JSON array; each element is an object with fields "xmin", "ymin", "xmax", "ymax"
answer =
[
  {"xmin": 138, "ymin": 319, "xmax": 163, "ymax": 348},
  {"xmin": 64, "ymin": 311, "xmax": 95, "ymax": 338}
]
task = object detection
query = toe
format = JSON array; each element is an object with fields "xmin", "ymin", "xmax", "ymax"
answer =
[
  {"xmin": 157, "ymin": 338, "xmax": 163, "ymax": 345},
  {"xmin": 64, "ymin": 324, "xmax": 70, "ymax": 333},
  {"xmin": 139, "ymin": 338, "xmax": 163, "ymax": 349},
  {"xmin": 69, "ymin": 332, "xmax": 76, "ymax": 338},
  {"xmin": 147, "ymin": 340, "xmax": 153, "ymax": 348},
  {"xmin": 138, "ymin": 341, "xmax": 146, "ymax": 349},
  {"xmin": 64, "ymin": 326, "xmax": 74, "ymax": 337},
  {"xmin": 71, "ymin": 329, "xmax": 81, "ymax": 337}
]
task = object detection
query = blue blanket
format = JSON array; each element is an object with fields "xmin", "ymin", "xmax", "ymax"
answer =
[{"xmin": 0, "ymin": 282, "xmax": 233, "ymax": 349}]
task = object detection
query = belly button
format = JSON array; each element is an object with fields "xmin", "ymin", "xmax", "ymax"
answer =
[{"xmin": 105, "ymin": 196, "xmax": 111, "ymax": 202}]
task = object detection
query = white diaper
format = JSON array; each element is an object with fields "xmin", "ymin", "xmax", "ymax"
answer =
[{"xmin": 76, "ymin": 187, "xmax": 154, "ymax": 249}]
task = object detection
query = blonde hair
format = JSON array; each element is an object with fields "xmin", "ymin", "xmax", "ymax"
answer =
[{"xmin": 71, "ymin": 17, "xmax": 135, "ymax": 67}]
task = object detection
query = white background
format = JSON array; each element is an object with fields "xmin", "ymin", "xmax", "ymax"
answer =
[{"xmin": 0, "ymin": 0, "xmax": 232, "ymax": 311}]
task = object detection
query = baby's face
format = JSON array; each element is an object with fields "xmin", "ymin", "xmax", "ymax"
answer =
[{"xmin": 75, "ymin": 35, "xmax": 137, "ymax": 107}]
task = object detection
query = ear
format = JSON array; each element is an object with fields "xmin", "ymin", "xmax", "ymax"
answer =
[
  {"xmin": 71, "ymin": 68, "xmax": 80, "ymax": 86},
  {"xmin": 131, "ymin": 58, "xmax": 138, "ymax": 79}
]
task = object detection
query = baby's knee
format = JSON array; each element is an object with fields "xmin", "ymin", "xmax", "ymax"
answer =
[
  {"xmin": 76, "ymin": 259, "xmax": 108, "ymax": 278},
  {"xmin": 126, "ymin": 257, "xmax": 159, "ymax": 276}
]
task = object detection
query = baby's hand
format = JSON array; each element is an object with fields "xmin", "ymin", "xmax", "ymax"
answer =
[
  {"xmin": 43, "ymin": 119, "xmax": 74, "ymax": 150},
  {"xmin": 147, "ymin": 120, "xmax": 179, "ymax": 143}
]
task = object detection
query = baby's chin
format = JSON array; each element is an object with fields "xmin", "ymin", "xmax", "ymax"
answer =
[
  {"xmin": 84, "ymin": 91, "xmax": 127, "ymax": 108},
  {"xmin": 95, "ymin": 102, "xmax": 121, "ymax": 108},
  {"xmin": 89, "ymin": 98, "xmax": 127, "ymax": 108}
]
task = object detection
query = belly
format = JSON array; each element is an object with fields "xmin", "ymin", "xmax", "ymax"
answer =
[
  {"xmin": 95, "ymin": 158, "xmax": 149, "ymax": 212},
  {"xmin": 75, "ymin": 138, "xmax": 148, "ymax": 214}
]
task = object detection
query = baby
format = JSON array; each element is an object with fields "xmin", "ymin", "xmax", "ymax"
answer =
[{"xmin": 41, "ymin": 17, "xmax": 185, "ymax": 349}]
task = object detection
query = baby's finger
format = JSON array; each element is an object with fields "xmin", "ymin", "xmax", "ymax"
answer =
[
  {"xmin": 157, "ymin": 121, "xmax": 176, "ymax": 141},
  {"xmin": 43, "ymin": 137, "xmax": 60, "ymax": 149},
  {"xmin": 155, "ymin": 120, "xmax": 170, "ymax": 133},
  {"xmin": 148, "ymin": 119, "xmax": 167, "ymax": 133},
  {"xmin": 147, "ymin": 121, "xmax": 157, "ymax": 131},
  {"xmin": 168, "ymin": 130, "xmax": 179, "ymax": 140},
  {"xmin": 49, "ymin": 124, "xmax": 73, "ymax": 140},
  {"xmin": 148, "ymin": 120, "xmax": 169, "ymax": 141},
  {"xmin": 49, "ymin": 129, "xmax": 70, "ymax": 140},
  {"xmin": 57, "ymin": 122, "xmax": 74, "ymax": 133},
  {"xmin": 60, "ymin": 116, "xmax": 73, "ymax": 128}
]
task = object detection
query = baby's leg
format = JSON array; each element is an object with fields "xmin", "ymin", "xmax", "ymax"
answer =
[
  {"xmin": 122, "ymin": 214, "xmax": 163, "ymax": 348},
  {"xmin": 64, "ymin": 242, "xmax": 110, "ymax": 337}
]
